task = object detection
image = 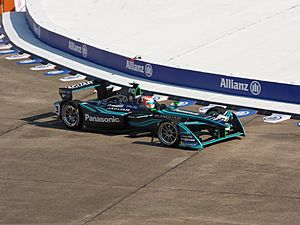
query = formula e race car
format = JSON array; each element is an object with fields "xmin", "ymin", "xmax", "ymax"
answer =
[{"xmin": 54, "ymin": 80, "xmax": 245, "ymax": 150}]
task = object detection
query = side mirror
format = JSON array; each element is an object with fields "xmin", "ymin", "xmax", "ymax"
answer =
[
  {"xmin": 59, "ymin": 88, "xmax": 72, "ymax": 101},
  {"xmin": 172, "ymin": 101, "xmax": 180, "ymax": 108},
  {"xmin": 154, "ymin": 100, "xmax": 167, "ymax": 110}
]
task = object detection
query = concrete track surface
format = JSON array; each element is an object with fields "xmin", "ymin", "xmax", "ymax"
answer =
[{"xmin": 0, "ymin": 55, "xmax": 299, "ymax": 225}]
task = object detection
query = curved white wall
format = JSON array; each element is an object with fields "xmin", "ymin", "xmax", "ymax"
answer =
[
  {"xmin": 28, "ymin": 0, "xmax": 300, "ymax": 83},
  {"xmin": 3, "ymin": 0, "xmax": 299, "ymax": 114}
]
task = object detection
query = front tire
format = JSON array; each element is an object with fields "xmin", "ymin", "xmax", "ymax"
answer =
[
  {"xmin": 205, "ymin": 106, "xmax": 227, "ymax": 137},
  {"xmin": 157, "ymin": 121, "xmax": 180, "ymax": 147},
  {"xmin": 205, "ymin": 106, "xmax": 226, "ymax": 117},
  {"xmin": 61, "ymin": 102, "xmax": 82, "ymax": 130}
]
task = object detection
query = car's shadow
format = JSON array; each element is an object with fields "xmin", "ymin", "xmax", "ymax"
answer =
[
  {"xmin": 131, "ymin": 140, "xmax": 196, "ymax": 152},
  {"xmin": 21, "ymin": 112, "xmax": 66, "ymax": 129},
  {"xmin": 21, "ymin": 111, "xmax": 148, "ymax": 137},
  {"xmin": 131, "ymin": 137, "xmax": 241, "ymax": 151}
]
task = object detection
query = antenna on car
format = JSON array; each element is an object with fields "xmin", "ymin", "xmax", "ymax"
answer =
[{"xmin": 128, "ymin": 81, "xmax": 139, "ymax": 88}]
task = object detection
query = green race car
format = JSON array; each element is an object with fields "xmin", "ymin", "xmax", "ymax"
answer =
[{"xmin": 54, "ymin": 80, "xmax": 245, "ymax": 150}]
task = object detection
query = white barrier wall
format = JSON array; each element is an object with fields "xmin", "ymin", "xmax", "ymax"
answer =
[
  {"xmin": 24, "ymin": 0, "xmax": 300, "ymax": 107},
  {"xmin": 14, "ymin": 0, "xmax": 26, "ymax": 12},
  {"xmin": 3, "ymin": 1, "xmax": 300, "ymax": 115},
  {"xmin": 37, "ymin": 0, "xmax": 300, "ymax": 83}
]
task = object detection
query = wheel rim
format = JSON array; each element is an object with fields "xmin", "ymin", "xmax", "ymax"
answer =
[
  {"xmin": 158, "ymin": 122, "xmax": 178, "ymax": 146},
  {"xmin": 62, "ymin": 105, "xmax": 79, "ymax": 127}
]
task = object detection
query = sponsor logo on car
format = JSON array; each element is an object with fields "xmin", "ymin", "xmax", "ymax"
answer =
[
  {"xmin": 180, "ymin": 135, "xmax": 196, "ymax": 142},
  {"xmin": 124, "ymin": 104, "xmax": 139, "ymax": 110},
  {"xmin": 107, "ymin": 107, "xmax": 131, "ymax": 112},
  {"xmin": 68, "ymin": 41, "xmax": 88, "ymax": 58},
  {"xmin": 85, "ymin": 114, "xmax": 120, "ymax": 123},
  {"xmin": 154, "ymin": 114, "xmax": 181, "ymax": 120},
  {"xmin": 125, "ymin": 60, "xmax": 153, "ymax": 77},
  {"xmin": 67, "ymin": 81, "xmax": 93, "ymax": 89},
  {"xmin": 128, "ymin": 87, "xmax": 136, "ymax": 95},
  {"xmin": 220, "ymin": 78, "xmax": 262, "ymax": 95},
  {"xmin": 175, "ymin": 109, "xmax": 199, "ymax": 116}
]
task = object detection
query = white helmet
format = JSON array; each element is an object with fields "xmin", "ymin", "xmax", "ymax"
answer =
[{"xmin": 142, "ymin": 96, "xmax": 155, "ymax": 109}]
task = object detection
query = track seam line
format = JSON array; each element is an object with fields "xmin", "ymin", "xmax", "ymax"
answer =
[
  {"xmin": 0, "ymin": 91, "xmax": 95, "ymax": 137},
  {"xmin": 0, "ymin": 106, "xmax": 56, "ymax": 137},
  {"xmin": 143, "ymin": 187, "xmax": 300, "ymax": 200},
  {"xmin": 0, "ymin": 122, "xmax": 27, "ymax": 137},
  {"xmin": 80, "ymin": 151, "xmax": 200, "ymax": 225},
  {"xmin": 0, "ymin": 177, "xmax": 138, "ymax": 189},
  {"xmin": 79, "ymin": 115, "xmax": 277, "ymax": 224},
  {"xmin": 243, "ymin": 115, "xmax": 260, "ymax": 126}
]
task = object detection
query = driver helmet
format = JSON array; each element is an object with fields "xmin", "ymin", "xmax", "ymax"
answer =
[{"xmin": 142, "ymin": 96, "xmax": 155, "ymax": 109}]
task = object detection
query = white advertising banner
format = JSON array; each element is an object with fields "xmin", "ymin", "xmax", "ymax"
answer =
[{"xmin": 14, "ymin": 0, "xmax": 26, "ymax": 12}]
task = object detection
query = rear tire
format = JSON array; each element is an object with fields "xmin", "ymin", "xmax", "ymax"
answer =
[
  {"xmin": 61, "ymin": 102, "xmax": 82, "ymax": 130},
  {"xmin": 157, "ymin": 121, "xmax": 180, "ymax": 147}
]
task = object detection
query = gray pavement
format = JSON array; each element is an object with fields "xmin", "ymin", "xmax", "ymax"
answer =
[{"xmin": 0, "ymin": 54, "xmax": 299, "ymax": 225}]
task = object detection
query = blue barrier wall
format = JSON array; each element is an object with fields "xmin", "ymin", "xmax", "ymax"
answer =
[{"xmin": 25, "ymin": 11, "xmax": 300, "ymax": 105}]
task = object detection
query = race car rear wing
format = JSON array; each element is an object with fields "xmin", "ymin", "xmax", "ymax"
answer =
[{"xmin": 59, "ymin": 79, "xmax": 111, "ymax": 101}]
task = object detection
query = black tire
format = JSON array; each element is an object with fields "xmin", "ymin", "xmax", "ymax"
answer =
[
  {"xmin": 157, "ymin": 121, "xmax": 180, "ymax": 147},
  {"xmin": 205, "ymin": 106, "xmax": 227, "ymax": 137},
  {"xmin": 61, "ymin": 102, "xmax": 83, "ymax": 130},
  {"xmin": 205, "ymin": 106, "xmax": 227, "ymax": 117}
]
